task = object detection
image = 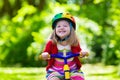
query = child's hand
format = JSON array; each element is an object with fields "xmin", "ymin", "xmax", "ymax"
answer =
[
  {"xmin": 40, "ymin": 52, "xmax": 50, "ymax": 60},
  {"xmin": 80, "ymin": 51, "xmax": 89, "ymax": 58}
]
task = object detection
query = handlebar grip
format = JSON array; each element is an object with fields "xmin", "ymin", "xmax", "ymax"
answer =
[
  {"xmin": 48, "ymin": 54, "xmax": 51, "ymax": 59},
  {"xmin": 79, "ymin": 52, "xmax": 89, "ymax": 57}
]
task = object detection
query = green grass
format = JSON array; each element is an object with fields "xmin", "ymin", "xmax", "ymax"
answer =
[
  {"xmin": 0, "ymin": 64, "xmax": 120, "ymax": 80},
  {"xmin": 0, "ymin": 67, "xmax": 46, "ymax": 80},
  {"xmin": 82, "ymin": 64, "xmax": 120, "ymax": 80}
]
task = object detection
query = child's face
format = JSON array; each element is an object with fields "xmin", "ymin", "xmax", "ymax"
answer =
[{"xmin": 55, "ymin": 20, "xmax": 70, "ymax": 39}]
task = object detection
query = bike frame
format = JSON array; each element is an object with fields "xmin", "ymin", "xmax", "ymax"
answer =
[{"xmin": 50, "ymin": 49, "xmax": 80, "ymax": 80}]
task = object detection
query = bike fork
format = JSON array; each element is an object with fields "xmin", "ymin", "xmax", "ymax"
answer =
[{"xmin": 64, "ymin": 64, "xmax": 70, "ymax": 80}]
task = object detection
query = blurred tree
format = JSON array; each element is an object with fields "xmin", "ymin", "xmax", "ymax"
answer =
[
  {"xmin": 0, "ymin": 0, "xmax": 120, "ymax": 67},
  {"xmin": 1, "ymin": 0, "xmax": 13, "ymax": 16},
  {"xmin": 0, "ymin": 0, "xmax": 47, "ymax": 17}
]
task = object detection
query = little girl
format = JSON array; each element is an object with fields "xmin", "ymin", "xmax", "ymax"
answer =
[{"xmin": 40, "ymin": 12, "xmax": 88, "ymax": 80}]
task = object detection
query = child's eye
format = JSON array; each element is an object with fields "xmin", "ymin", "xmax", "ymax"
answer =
[
  {"xmin": 56, "ymin": 26, "xmax": 61, "ymax": 28},
  {"xmin": 63, "ymin": 25, "xmax": 68, "ymax": 27}
]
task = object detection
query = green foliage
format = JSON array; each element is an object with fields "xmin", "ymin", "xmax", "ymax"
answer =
[
  {"xmin": 101, "ymin": 0, "xmax": 120, "ymax": 65},
  {"xmin": 0, "ymin": 0, "xmax": 120, "ymax": 67},
  {"xmin": 0, "ymin": 3, "xmax": 47, "ymax": 67}
]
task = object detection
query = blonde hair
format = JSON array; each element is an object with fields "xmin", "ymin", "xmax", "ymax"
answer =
[{"xmin": 50, "ymin": 27, "xmax": 79, "ymax": 46}]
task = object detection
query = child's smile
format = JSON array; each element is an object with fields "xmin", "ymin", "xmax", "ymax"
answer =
[
  {"xmin": 55, "ymin": 20, "xmax": 70, "ymax": 39},
  {"xmin": 58, "ymin": 30, "xmax": 66, "ymax": 34}
]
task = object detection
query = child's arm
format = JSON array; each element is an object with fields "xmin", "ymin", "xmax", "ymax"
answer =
[{"xmin": 39, "ymin": 40, "xmax": 52, "ymax": 60}]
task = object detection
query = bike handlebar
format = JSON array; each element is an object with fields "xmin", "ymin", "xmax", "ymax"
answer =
[
  {"xmin": 39, "ymin": 52, "xmax": 89, "ymax": 60},
  {"xmin": 50, "ymin": 53, "xmax": 80, "ymax": 59}
]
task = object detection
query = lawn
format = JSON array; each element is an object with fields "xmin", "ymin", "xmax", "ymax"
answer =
[{"xmin": 0, "ymin": 63, "xmax": 120, "ymax": 80}]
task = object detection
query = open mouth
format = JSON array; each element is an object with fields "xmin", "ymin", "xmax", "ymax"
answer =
[{"xmin": 59, "ymin": 31, "xmax": 66, "ymax": 33}]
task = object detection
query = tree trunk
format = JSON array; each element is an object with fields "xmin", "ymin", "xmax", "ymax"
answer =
[{"xmin": 1, "ymin": 0, "xmax": 13, "ymax": 17}]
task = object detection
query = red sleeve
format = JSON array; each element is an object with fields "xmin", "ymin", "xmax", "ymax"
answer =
[
  {"xmin": 43, "ymin": 40, "xmax": 53, "ymax": 53},
  {"xmin": 71, "ymin": 43, "xmax": 82, "ymax": 53},
  {"xmin": 71, "ymin": 43, "xmax": 82, "ymax": 69}
]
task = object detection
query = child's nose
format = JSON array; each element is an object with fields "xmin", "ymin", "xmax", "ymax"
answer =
[{"xmin": 60, "ymin": 26, "xmax": 64, "ymax": 29}]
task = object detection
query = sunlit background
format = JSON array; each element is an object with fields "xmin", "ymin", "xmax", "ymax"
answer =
[{"xmin": 0, "ymin": 0, "xmax": 120, "ymax": 80}]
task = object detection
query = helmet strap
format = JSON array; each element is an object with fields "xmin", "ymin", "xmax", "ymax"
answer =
[{"xmin": 56, "ymin": 34, "xmax": 70, "ymax": 42}]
